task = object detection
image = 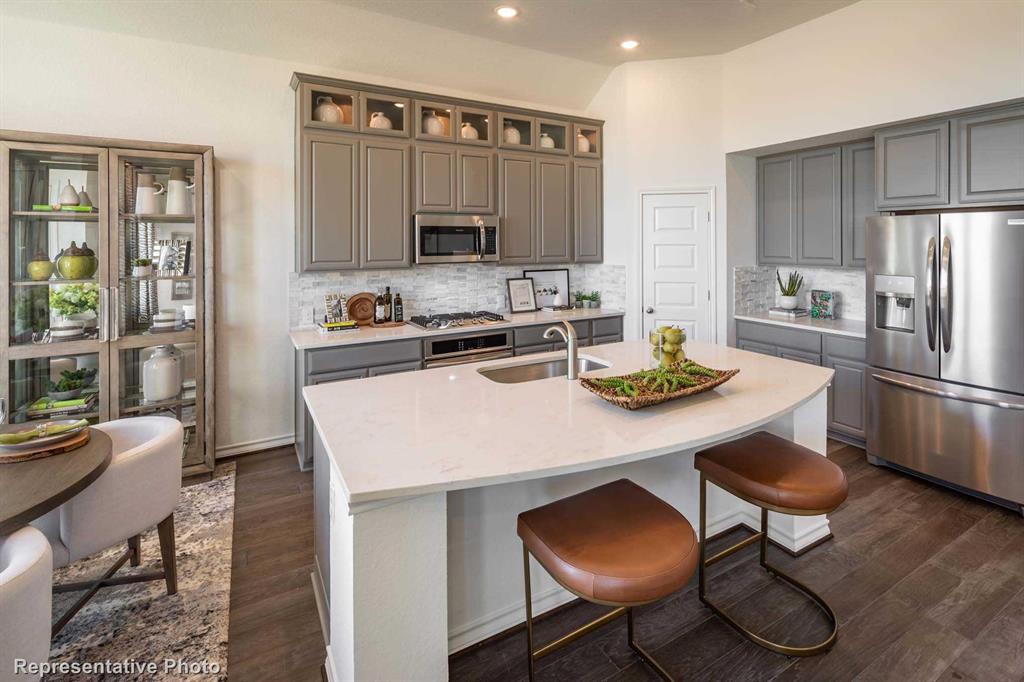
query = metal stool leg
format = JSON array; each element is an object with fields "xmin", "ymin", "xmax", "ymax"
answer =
[
  {"xmin": 698, "ymin": 474, "xmax": 839, "ymax": 657},
  {"xmin": 627, "ymin": 608, "xmax": 673, "ymax": 681},
  {"xmin": 523, "ymin": 544, "xmax": 536, "ymax": 682}
]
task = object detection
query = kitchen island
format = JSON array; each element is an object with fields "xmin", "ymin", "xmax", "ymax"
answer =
[{"xmin": 304, "ymin": 339, "xmax": 833, "ymax": 681}]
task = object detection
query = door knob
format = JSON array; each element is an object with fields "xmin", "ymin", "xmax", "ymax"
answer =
[{"xmin": 646, "ymin": 307, "xmax": 654, "ymax": 314}]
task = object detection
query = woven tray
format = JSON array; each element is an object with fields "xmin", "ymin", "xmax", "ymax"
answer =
[
  {"xmin": 0, "ymin": 428, "xmax": 91, "ymax": 463},
  {"xmin": 580, "ymin": 364, "xmax": 740, "ymax": 410}
]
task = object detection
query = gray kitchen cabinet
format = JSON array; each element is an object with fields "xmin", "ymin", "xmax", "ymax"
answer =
[
  {"xmin": 574, "ymin": 159, "xmax": 603, "ymax": 263},
  {"xmin": 296, "ymin": 365, "xmax": 368, "ymax": 471},
  {"xmin": 592, "ymin": 334, "xmax": 622, "ymax": 345},
  {"xmin": 757, "ymin": 154, "xmax": 798, "ymax": 264},
  {"xmin": 779, "ymin": 348, "xmax": 822, "ymax": 365},
  {"xmin": 456, "ymin": 149, "xmax": 495, "ymax": 213},
  {"xmin": 414, "ymin": 144, "xmax": 456, "ymax": 212},
  {"xmin": 498, "ymin": 152, "xmax": 537, "ymax": 263},
  {"xmin": 737, "ymin": 340, "xmax": 777, "ymax": 357},
  {"xmin": 515, "ymin": 343, "xmax": 554, "ymax": 356},
  {"xmin": 537, "ymin": 157, "xmax": 573, "ymax": 262},
  {"xmin": 955, "ymin": 105, "xmax": 1024, "ymax": 205},
  {"xmin": 796, "ymin": 147, "xmax": 842, "ymax": 266},
  {"xmin": 514, "ymin": 321, "xmax": 591, "ymax": 347},
  {"xmin": 368, "ymin": 360, "xmax": 423, "ymax": 376},
  {"xmin": 735, "ymin": 320, "xmax": 821, "ymax": 354},
  {"xmin": 875, "ymin": 119, "xmax": 950, "ymax": 208},
  {"xmin": 842, "ymin": 141, "xmax": 875, "ymax": 267},
  {"xmin": 592, "ymin": 317, "xmax": 623, "ymax": 339},
  {"xmin": 299, "ymin": 133, "xmax": 359, "ymax": 271},
  {"xmin": 361, "ymin": 138, "xmax": 411, "ymax": 268}
]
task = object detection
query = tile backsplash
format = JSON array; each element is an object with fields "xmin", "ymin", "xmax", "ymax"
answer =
[
  {"xmin": 288, "ymin": 263, "xmax": 627, "ymax": 328},
  {"xmin": 734, "ymin": 265, "xmax": 866, "ymax": 320}
]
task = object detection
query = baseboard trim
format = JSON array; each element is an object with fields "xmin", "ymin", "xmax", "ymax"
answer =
[
  {"xmin": 709, "ymin": 522, "xmax": 834, "ymax": 558},
  {"xmin": 311, "ymin": 566, "xmax": 329, "ymax": 645},
  {"xmin": 215, "ymin": 434, "xmax": 295, "ymax": 459},
  {"xmin": 447, "ymin": 583, "xmax": 574, "ymax": 653}
]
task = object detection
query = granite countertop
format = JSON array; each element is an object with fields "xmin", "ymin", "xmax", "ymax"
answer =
[
  {"xmin": 303, "ymin": 340, "xmax": 833, "ymax": 504},
  {"xmin": 290, "ymin": 308, "xmax": 626, "ymax": 350},
  {"xmin": 735, "ymin": 312, "xmax": 866, "ymax": 339}
]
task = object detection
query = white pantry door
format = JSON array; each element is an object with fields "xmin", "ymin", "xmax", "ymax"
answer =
[{"xmin": 641, "ymin": 191, "xmax": 713, "ymax": 342}]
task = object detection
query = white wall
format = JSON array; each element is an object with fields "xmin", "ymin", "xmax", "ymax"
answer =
[
  {"xmin": 722, "ymin": 0, "xmax": 1024, "ymax": 152},
  {"xmin": 0, "ymin": 10, "xmax": 604, "ymax": 455}
]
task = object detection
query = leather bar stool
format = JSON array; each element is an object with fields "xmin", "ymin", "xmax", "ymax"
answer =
[
  {"xmin": 694, "ymin": 431, "xmax": 848, "ymax": 656},
  {"xmin": 518, "ymin": 479, "xmax": 699, "ymax": 681}
]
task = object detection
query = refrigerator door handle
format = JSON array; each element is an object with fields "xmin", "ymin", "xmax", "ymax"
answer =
[
  {"xmin": 939, "ymin": 235, "xmax": 952, "ymax": 353},
  {"xmin": 925, "ymin": 237, "xmax": 936, "ymax": 352},
  {"xmin": 871, "ymin": 373, "xmax": 1024, "ymax": 410}
]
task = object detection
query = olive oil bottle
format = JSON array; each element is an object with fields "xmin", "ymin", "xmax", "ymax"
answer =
[
  {"xmin": 393, "ymin": 292, "xmax": 404, "ymax": 322},
  {"xmin": 383, "ymin": 286, "xmax": 393, "ymax": 322},
  {"xmin": 374, "ymin": 290, "xmax": 386, "ymax": 324}
]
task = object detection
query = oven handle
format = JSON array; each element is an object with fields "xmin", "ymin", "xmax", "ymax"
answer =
[
  {"xmin": 871, "ymin": 373, "xmax": 1024, "ymax": 410},
  {"xmin": 425, "ymin": 349, "xmax": 514, "ymax": 368}
]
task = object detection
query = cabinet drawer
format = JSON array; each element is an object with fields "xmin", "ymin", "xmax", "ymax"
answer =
[
  {"xmin": 736, "ymin": 321, "xmax": 821, "ymax": 353},
  {"xmin": 737, "ymin": 340, "xmax": 777, "ymax": 357},
  {"xmin": 307, "ymin": 340, "xmax": 422, "ymax": 374},
  {"xmin": 592, "ymin": 333, "xmax": 622, "ymax": 346},
  {"xmin": 367, "ymin": 360, "xmax": 423, "ymax": 376},
  {"xmin": 514, "ymin": 321, "xmax": 590, "ymax": 347},
  {"xmin": 515, "ymin": 343, "xmax": 554, "ymax": 356},
  {"xmin": 823, "ymin": 335, "xmax": 866, "ymax": 362},
  {"xmin": 592, "ymin": 316, "xmax": 623, "ymax": 337},
  {"xmin": 779, "ymin": 348, "xmax": 821, "ymax": 365}
]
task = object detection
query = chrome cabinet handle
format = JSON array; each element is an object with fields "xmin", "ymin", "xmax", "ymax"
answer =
[
  {"xmin": 98, "ymin": 287, "xmax": 109, "ymax": 343},
  {"xmin": 925, "ymin": 237, "xmax": 936, "ymax": 352},
  {"xmin": 0, "ymin": 399, "xmax": 6, "ymax": 425},
  {"xmin": 939, "ymin": 236, "xmax": 951, "ymax": 353},
  {"xmin": 111, "ymin": 287, "xmax": 120, "ymax": 342},
  {"xmin": 871, "ymin": 374, "xmax": 1024, "ymax": 410}
]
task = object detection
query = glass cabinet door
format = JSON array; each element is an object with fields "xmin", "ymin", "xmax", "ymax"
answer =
[
  {"xmin": 107, "ymin": 150, "xmax": 206, "ymax": 469},
  {"xmin": 5, "ymin": 352, "xmax": 106, "ymax": 425}
]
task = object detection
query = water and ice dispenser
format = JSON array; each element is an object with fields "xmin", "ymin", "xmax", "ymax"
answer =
[{"xmin": 874, "ymin": 275, "xmax": 915, "ymax": 332}]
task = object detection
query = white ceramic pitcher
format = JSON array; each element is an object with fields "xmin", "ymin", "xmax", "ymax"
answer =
[
  {"xmin": 134, "ymin": 173, "xmax": 165, "ymax": 215},
  {"xmin": 165, "ymin": 167, "xmax": 195, "ymax": 216}
]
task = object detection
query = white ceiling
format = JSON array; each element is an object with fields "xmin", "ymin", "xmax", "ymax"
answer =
[{"xmin": 334, "ymin": 0, "xmax": 856, "ymax": 65}]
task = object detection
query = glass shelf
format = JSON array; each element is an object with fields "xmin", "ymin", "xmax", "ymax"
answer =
[
  {"xmin": 11, "ymin": 211, "xmax": 99, "ymax": 222},
  {"xmin": 121, "ymin": 213, "xmax": 195, "ymax": 223},
  {"xmin": 11, "ymin": 278, "xmax": 97, "ymax": 286}
]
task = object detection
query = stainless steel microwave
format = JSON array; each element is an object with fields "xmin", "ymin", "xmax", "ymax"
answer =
[{"xmin": 414, "ymin": 214, "xmax": 499, "ymax": 264}]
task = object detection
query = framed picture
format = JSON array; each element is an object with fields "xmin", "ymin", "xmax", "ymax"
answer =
[
  {"xmin": 171, "ymin": 279, "xmax": 194, "ymax": 300},
  {"xmin": 506, "ymin": 277, "xmax": 538, "ymax": 313},
  {"xmin": 523, "ymin": 268, "xmax": 570, "ymax": 309}
]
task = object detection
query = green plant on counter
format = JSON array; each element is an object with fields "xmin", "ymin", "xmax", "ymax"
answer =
[
  {"xmin": 48, "ymin": 375, "xmax": 84, "ymax": 393},
  {"xmin": 49, "ymin": 283, "xmax": 99, "ymax": 318},
  {"xmin": 133, "ymin": 257, "xmax": 152, "ymax": 266},
  {"xmin": 777, "ymin": 270, "xmax": 803, "ymax": 296},
  {"xmin": 592, "ymin": 362, "xmax": 721, "ymax": 397},
  {"xmin": 573, "ymin": 290, "xmax": 602, "ymax": 302}
]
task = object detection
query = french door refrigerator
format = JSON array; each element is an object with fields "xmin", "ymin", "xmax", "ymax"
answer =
[{"xmin": 866, "ymin": 210, "xmax": 1024, "ymax": 513}]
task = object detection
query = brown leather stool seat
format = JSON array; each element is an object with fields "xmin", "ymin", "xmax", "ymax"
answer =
[
  {"xmin": 693, "ymin": 431, "xmax": 849, "ymax": 658},
  {"xmin": 517, "ymin": 479, "xmax": 696, "ymax": 681},
  {"xmin": 695, "ymin": 431, "xmax": 848, "ymax": 513},
  {"xmin": 518, "ymin": 478, "xmax": 699, "ymax": 605}
]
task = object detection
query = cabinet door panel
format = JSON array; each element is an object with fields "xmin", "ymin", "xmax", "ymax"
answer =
[
  {"xmin": 827, "ymin": 356, "xmax": 866, "ymax": 438},
  {"xmin": 306, "ymin": 136, "xmax": 359, "ymax": 270},
  {"xmin": 498, "ymin": 153, "xmax": 536, "ymax": 263},
  {"xmin": 758, "ymin": 155, "xmax": 798, "ymax": 263},
  {"xmin": 737, "ymin": 340, "xmax": 778, "ymax": 357},
  {"xmin": 414, "ymin": 145, "xmax": 456, "ymax": 212},
  {"xmin": 797, "ymin": 147, "xmax": 842, "ymax": 266},
  {"xmin": 875, "ymin": 120, "xmax": 949, "ymax": 208},
  {"xmin": 842, "ymin": 142, "xmax": 875, "ymax": 267},
  {"xmin": 457, "ymin": 149, "xmax": 494, "ymax": 213},
  {"xmin": 362, "ymin": 140, "xmax": 411, "ymax": 268},
  {"xmin": 367, "ymin": 360, "xmax": 422, "ymax": 376},
  {"xmin": 574, "ymin": 160, "xmax": 602, "ymax": 263},
  {"xmin": 537, "ymin": 157, "xmax": 572, "ymax": 262},
  {"xmin": 956, "ymin": 106, "xmax": 1024, "ymax": 204}
]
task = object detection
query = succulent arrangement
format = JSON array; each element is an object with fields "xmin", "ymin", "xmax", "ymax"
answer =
[
  {"xmin": 589, "ymin": 361, "xmax": 722, "ymax": 397},
  {"xmin": 133, "ymin": 257, "xmax": 152, "ymax": 266},
  {"xmin": 48, "ymin": 283, "xmax": 99, "ymax": 318},
  {"xmin": 777, "ymin": 270, "xmax": 804, "ymax": 296}
]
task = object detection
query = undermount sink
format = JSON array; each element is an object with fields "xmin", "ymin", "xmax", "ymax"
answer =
[{"xmin": 478, "ymin": 357, "xmax": 610, "ymax": 384}]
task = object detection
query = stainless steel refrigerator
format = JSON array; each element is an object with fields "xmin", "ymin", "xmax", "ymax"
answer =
[{"xmin": 866, "ymin": 210, "xmax": 1024, "ymax": 513}]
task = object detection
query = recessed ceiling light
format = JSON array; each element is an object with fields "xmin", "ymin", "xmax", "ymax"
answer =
[
  {"xmin": 393, "ymin": 103, "xmax": 404, "ymax": 108},
  {"xmin": 620, "ymin": 39, "xmax": 639, "ymax": 50},
  {"xmin": 495, "ymin": 6, "xmax": 518, "ymax": 19}
]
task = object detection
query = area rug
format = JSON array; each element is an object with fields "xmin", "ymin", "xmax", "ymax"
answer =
[{"xmin": 45, "ymin": 462, "xmax": 236, "ymax": 681}]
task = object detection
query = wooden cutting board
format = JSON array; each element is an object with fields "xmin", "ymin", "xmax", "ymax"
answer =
[
  {"xmin": 0, "ymin": 428, "xmax": 91, "ymax": 464},
  {"xmin": 347, "ymin": 292, "xmax": 377, "ymax": 326}
]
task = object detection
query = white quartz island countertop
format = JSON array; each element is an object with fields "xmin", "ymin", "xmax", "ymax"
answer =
[
  {"xmin": 290, "ymin": 307, "xmax": 625, "ymax": 350},
  {"xmin": 304, "ymin": 340, "xmax": 833, "ymax": 505}
]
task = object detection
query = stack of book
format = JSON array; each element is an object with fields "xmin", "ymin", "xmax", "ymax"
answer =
[
  {"xmin": 27, "ymin": 393, "xmax": 98, "ymax": 419},
  {"xmin": 317, "ymin": 319, "xmax": 360, "ymax": 333},
  {"xmin": 768, "ymin": 307, "xmax": 809, "ymax": 318}
]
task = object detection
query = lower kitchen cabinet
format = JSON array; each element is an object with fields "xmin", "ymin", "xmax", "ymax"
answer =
[
  {"xmin": 368, "ymin": 360, "xmax": 423, "ymax": 376},
  {"xmin": 736, "ymin": 319, "xmax": 866, "ymax": 443}
]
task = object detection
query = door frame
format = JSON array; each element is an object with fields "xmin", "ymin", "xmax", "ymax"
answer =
[{"xmin": 637, "ymin": 187, "xmax": 718, "ymax": 344}]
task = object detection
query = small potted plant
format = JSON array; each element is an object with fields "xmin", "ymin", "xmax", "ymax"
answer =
[
  {"xmin": 588, "ymin": 291, "xmax": 601, "ymax": 309},
  {"xmin": 47, "ymin": 372, "xmax": 85, "ymax": 401},
  {"xmin": 132, "ymin": 258, "xmax": 153, "ymax": 277},
  {"xmin": 49, "ymin": 283, "xmax": 99, "ymax": 331},
  {"xmin": 777, "ymin": 270, "xmax": 803, "ymax": 310}
]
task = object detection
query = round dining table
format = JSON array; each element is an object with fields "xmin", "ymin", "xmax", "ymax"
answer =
[{"xmin": 0, "ymin": 429, "xmax": 112, "ymax": 536}]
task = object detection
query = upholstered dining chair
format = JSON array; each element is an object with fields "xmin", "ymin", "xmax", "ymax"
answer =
[
  {"xmin": 0, "ymin": 525, "xmax": 52, "ymax": 681},
  {"xmin": 32, "ymin": 416, "xmax": 183, "ymax": 634}
]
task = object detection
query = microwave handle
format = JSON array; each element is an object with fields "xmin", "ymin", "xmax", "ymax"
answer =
[{"xmin": 478, "ymin": 220, "xmax": 486, "ymax": 259}]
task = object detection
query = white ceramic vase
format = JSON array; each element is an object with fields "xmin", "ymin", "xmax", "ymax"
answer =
[
  {"xmin": 460, "ymin": 122, "xmax": 479, "ymax": 140},
  {"xmin": 780, "ymin": 295, "xmax": 799, "ymax": 310},
  {"xmin": 58, "ymin": 180, "xmax": 80, "ymax": 206},
  {"xmin": 539, "ymin": 133, "xmax": 555, "ymax": 149},
  {"xmin": 369, "ymin": 112, "xmax": 393, "ymax": 130},
  {"xmin": 423, "ymin": 110, "xmax": 445, "ymax": 136},
  {"xmin": 313, "ymin": 96, "xmax": 343, "ymax": 124},
  {"xmin": 134, "ymin": 173, "xmax": 165, "ymax": 215},
  {"xmin": 143, "ymin": 345, "xmax": 182, "ymax": 402},
  {"xmin": 576, "ymin": 132, "xmax": 591, "ymax": 153},
  {"xmin": 503, "ymin": 123, "xmax": 521, "ymax": 145}
]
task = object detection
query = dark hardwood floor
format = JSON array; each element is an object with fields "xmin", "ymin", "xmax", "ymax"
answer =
[{"xmin": 223, "ymin": 442, "xmax": 1024, "ymax": 682}]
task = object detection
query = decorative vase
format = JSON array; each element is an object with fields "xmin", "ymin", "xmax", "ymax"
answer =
[
  {"xmin": 313, "ymin": 95, "xmax": 344, "ymax": 124},
  {"xmin": 553, "ymin": 291, "xmax": 565, "ymax": 306},
  {"xmin": 780, "ymin": 295, "xmax": 799, "ymax": 310},
  {"xmin": 165, "ymin": 167, "xmax": 194, "ymax": 216},
  {"xmin": 27, "ymin": 250, "xmax": 55, "ymax": 281},
  {"xmin": 460, "ymin": 122, "xmax": 479, "ymax": 140},
  {"xmin": 133, "ymin": 264, "xmax": 153, "ymax": 277},
  {"xmin": 576, "ymin": 132, "xmax": 591, "ymax": 153},
  {"xmin": 56, "ymin": 241, "xmax": 97, "ymax": 279},
  {"xmin": 77, "ymin": 186, "xmax": 92, "ymax": 208},
  {"xmin": 134, "ymin": 173, "xmax": 165, "ymax": 214},
  {"xmin": 423, "ymin": 110, "xmax": 445, "ymax": 136},
  {"xmin": 68, "ymin": 311, "xmax": 97, "ymax": 329},
  {"xmin": 503, "ymin": 123, "xmax": 521, "ymax": 145},
  {"xmin": 58, "ymin": 180, "xmax": 79, "ymax": 206},
  {"xmin": 369, "ymin": 112, "xmax": 393, "ymax": 130},
  {"xmin": 143, "ymin": 345, "xmax": 182, "ymax": 402},
  {"xmin": 539, "ymin": 133, "xmax": 555, "ymax": 149}
]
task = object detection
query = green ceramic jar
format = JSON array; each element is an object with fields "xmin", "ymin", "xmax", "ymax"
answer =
[
  {"xmin": 27, "ymin": 250, "xmax": 55, "ymax": 281},
  {"xmin": 56, "ymin": 241, "xmax": 98, "ymax": 280}
]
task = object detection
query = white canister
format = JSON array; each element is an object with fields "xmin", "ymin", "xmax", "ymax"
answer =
[
  {"xmin": 460, "ymin": 122, "xmax": 479, "ymax": 140},
  {"xmin": 503, "ymin": 123, "xmax": 521, "ymax": 145},
  {"xmin": 576, "ymin": 132, "xmax": 591, "ymax": 153},
  {"xmin": 422, "ymin": 110, "xmax": 445, "ymax": 136},
  {"xmin": 143, "ymin": 345, "xmax": 182, "ymax": 402}
]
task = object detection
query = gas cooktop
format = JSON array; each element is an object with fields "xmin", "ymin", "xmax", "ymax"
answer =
[{"xmin": 408, "ymin": 311, "xmax": 506, "ymax": 331}]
